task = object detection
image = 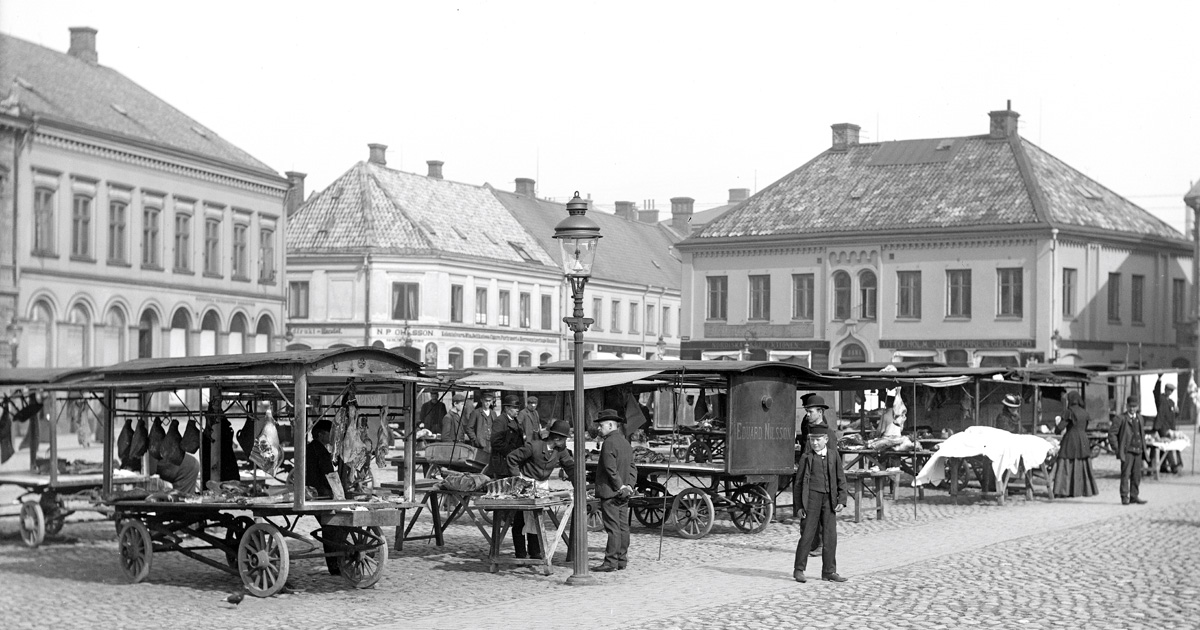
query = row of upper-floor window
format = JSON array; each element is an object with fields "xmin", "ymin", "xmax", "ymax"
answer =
[
  {"xmin": 287, "ymin": 279, "xmax": 679, "ymax": 337},
  {"xmin": 1087, "ymin": 270, "xmax": 1190, "ymax": 325},
  {"xmin": 30, "ymin": 174, "xmax": 278, "ymax": 282},
  {"xmin": 708, "ymin": 267, "xmax": 1192, "ymax": 324},
  {"xmin": 585, "ymin": 296, "xmax": 675, "ymax": 337},
  {"xmin": 445, "ymin": 347, "xmax": 555, "ymax": 370},
  {"xmin": 706, "ymin": 268, "xmax": 1026, "ymax": 321}
]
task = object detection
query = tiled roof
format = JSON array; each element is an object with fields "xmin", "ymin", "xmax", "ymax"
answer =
[
  {"xmin": 0, "ymin": 33, "xmax": 277, "ymax": 176},
  {"xmin": 691, "ymin": 134, "xmax": 1184, "ymax": 244},
  {"xmin": 287, "ymin": 162, "xmax": 557, "ymax": 269},
  {"xmin": 490, "ymin": 189, "xmax": 681, "ymax": 291}
]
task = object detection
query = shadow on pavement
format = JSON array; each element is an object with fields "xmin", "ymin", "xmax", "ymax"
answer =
[{"xmin": 704, "ymin": 565, "xmax": 792, "ymax": 581}]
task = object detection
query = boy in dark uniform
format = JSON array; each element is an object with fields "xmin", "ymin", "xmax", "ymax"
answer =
[
  {"xmin": 505, "ymin": 419, "xmax": 575, "ymax": 559},
  {"xmin": 1108, "ymin": 396, "xmax": 1147, "ymax": 505},
  {"xmin": 792, "ymin": 425, "xmax": 848, "ymax": 583}
]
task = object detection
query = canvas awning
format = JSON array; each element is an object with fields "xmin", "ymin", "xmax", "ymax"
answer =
[{"xmin": 455, "ymin": 370, "xmax": 664, "ymax": 392}]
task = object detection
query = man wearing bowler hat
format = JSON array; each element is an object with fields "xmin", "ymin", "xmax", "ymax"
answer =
[
  {"xmin": 506, "ymin": 419, "xmax": 576, "ymax": 559},
  {"xmin": 592, "ymin": 408, "xmax": 636, "ymax": 572},
  {"xmin": 792, "ymin": 424, "xmax": 848, "ymax": 583},
  {"xmin": 491, "ymin": 394, "xmax": 534, "ymax": 557}
]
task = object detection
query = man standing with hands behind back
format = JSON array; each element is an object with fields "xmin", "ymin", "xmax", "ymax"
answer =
[
  {"xmin": 793, "ymin": 425, "xmax": 848, "ymax": 583},
  {"xmin": 592, "ymin": 408, "xmax": 636, "ymax": 573}
]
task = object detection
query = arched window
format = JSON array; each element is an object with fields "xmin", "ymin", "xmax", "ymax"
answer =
[
  {"xmin": 448, "ymin": 347, "xmax": 464, "ymax": 370},
  {"xmin": 27, "ymin": 299, "xmax": 56, "ymax": 368},
  {"xmin": 472, "ymin": 349, "xmax": 489, "ymax": 368},
  {"xmin": 229, "ymin": 313, "xmax": 248, "ymax": 355},
  {"xmin": 539, "ymin": 352, "xmax": 553, "ymax": 365},
  {"xmin": 200, "ymin": 310, "xmax": 220, "ymax": 357},
  {"xmin": 61, "ymin": 303, "xmax": 92, "ymax": 367},
  {"xmin": 859, "ymin": 271, "xmax": 877, "ymax": 320},
  {"xmin": 518, "ymin": 351, "xmax": 532, "ymax": 368},
  {"xmin": 840, "ymin": 342, "xmax": 866, "ymax": 365},
  {"xmin": 100, "ymin": 307, "xmax": 127, "ymax": 365},
  {"xmin": 169, "ymin": 308, "xmax": 191, "ymax": 358},
  {"xmin": 833, "ymin": 271, "xmax": 851, "ymax": 320},
  {"xmin": 254, "ymin": 315, "xmax": 274, "ymax": 353},
  {"xmin": 286, "ymin": 343, "xmax": 312, "ymax": 351},
  {"xmin": 497, "ymin": 350, "xmax": 512, "ymax": 368},
  {"xmin": 138, "ymin": 309, "xmax": 159, "ymax": 359}
]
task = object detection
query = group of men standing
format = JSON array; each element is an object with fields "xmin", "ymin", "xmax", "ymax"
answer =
[{"xmin": 436, "ymin": 391, "xmax": 636, "ymax": 572}]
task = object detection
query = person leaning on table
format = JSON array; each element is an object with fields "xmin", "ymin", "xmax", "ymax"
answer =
[
  {"xmin": 1108, "ymin": 395, "xmax": 1147, "ymax": 505},
  {"xmin": 792, "ymin": 424, "xmax": 848, "ymax": 583},
  {"xmin": 1153, "ymin": 378, "xmax": 1180, "ymax": 474},
  {"xmin": 505, "ymin": 418, "xmax": 576, "ymax": 560},
  {"xmin": 592, "ymin": 408, "xmax": 636, "ymax": 573}
]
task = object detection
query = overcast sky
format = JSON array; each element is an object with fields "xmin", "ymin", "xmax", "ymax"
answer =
[{"xmin": 3, "ymin": 1, "xmax": 1198, "ymax": 232}]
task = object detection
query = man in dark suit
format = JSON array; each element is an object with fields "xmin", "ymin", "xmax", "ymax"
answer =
[
  {"xmin": 517, "ymin": 396, "xmax": 542, "ymax": 444},
  {"xmin": 593, "ymin": 408, "xmax": 636, "ymax": 572},
  {"xmin": 1153, "ymin": 378, "xmax": 1180, "ymax": 473},
  {"xmin": 1108, "ymin": 395, "xmax": 1147, "ymax": 505},
  {"xmin": 793, "ymin": 425, "xmax": 848, "ymax": 583},
  {"xmin": 440, "ymin": 393, "xmax": 468, "ymax": 443},
  {"xmin": 469, "ymin": 391, "xmax": 498, "ymax": 451}
]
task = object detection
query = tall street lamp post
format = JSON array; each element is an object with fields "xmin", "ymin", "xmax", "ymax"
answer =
[{"xmin": 554, "ymin": 191, "xmax": 601, "ymax": 586}]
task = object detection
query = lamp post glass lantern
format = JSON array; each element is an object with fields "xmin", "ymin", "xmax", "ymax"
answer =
[{"xmin": 553, "ymin": 191, "xmax": 601, "ymax": 585}]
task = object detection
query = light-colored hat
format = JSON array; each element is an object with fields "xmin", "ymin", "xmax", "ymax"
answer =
[{"xmin": 1002, "ymin": 394, "xmax": 1021, "ymax": 408}]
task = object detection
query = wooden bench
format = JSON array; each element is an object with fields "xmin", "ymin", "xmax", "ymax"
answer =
[{"xmin": 843, "ymin": 469, "xmax": 900, "ymax": 523}]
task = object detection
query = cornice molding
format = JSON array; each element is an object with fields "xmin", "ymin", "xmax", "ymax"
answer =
[
  {"xmin": 694, "ymin": 246, "xmax": 822, "ymax": 259},
  {"xmin": 34, "ymin": 129, "xmax": 287, "ymax": 198}
]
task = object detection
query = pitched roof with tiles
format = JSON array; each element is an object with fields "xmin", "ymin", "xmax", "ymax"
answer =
[
  {"xmin": 490, "ymin": 188, "xmax": 681, "ymax": 290},
  {"xmin": 0, "ymin": 32, "xmax": 278, "ymax": 176},
  {"xmin": 687, "ymin": 132, "xmax": 1184, "ymax": 246},
  {"xmin": 287, "ymin": 162, "xmax": 557, "ymax": 269}
]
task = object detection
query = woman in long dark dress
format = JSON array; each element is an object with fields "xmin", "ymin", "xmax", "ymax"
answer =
[{"xmin": 1053, "ymin": 391, "xmax": 1098, "ymax": 497}]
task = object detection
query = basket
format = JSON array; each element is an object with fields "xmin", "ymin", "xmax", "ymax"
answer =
[{"xmin": 423, "ymin": 442, "xmax": 488, "ymax": 473}]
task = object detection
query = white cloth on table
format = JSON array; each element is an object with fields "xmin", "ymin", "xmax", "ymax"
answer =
[
  {"xmin": 1147, "ymin": 433, "xmax": 1190, "ymax": 452},
  {"xmin": 915, "ymin": 426, "xmax": 1055, "ymax": 487}
]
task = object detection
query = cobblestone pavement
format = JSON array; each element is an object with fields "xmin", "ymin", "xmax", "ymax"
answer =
[{"xmin": 1, "ymin": 446, "xmax": 1197, "ymax": 629}]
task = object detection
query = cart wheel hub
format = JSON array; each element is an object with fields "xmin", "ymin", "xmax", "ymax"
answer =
[{"xmin": 250, "ymin": 549, "xmax": 269, "ymax": 568}]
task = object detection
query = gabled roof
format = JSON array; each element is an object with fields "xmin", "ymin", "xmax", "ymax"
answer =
[
  {"xmin": 490, "ymin": 188, "xmax": 681, "ymax": 290},
  {"xmin": 687, "ymin": 132, "xmax": 1185, "ymax": 246},
  {"xmin": 0, "ymin": 32, "xmax": 277, "ymax": 176},
  {"xmin": 287, "ymin": 162, "xmax": 556, "ymax": 269}
]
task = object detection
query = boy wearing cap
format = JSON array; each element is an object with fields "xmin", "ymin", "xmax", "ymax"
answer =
[
  {"xmin": 1108, "ymin": 396, "xmax": 1147, "ymax": 505},
  {"xmin": 792, "ymin": 425, "xmax": 847, "ymax": 583},
  {"xmin": 441, "ymin": 393, "xmax": 469, "ymax": 443},
  {"xmin": 593, "ymin": 408, "xmax": 636, "ymax": 572},
  {"xmin": 517, "ymin": 396, "xmax": 542, "ymax": 445},
  {"xmin": 505, "ymin": 419, "xmax": 576, "ymax": 559},
  {"xmin": 1153, "ymin": 377, "xmax": 1180, "ymax": 474},
  {"xmin": 469, "ymin": 391, "xmax": 498, "ymax": 451}
]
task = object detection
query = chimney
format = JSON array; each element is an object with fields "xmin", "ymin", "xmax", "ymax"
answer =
[
  {"xmin": 367, "ymin": 143, "xmax": 387, "ymax": 166},
  {"xmin": 831, "ymin": 123, "xmax": 860, "ymax": 151},
  {"xmin": 728, "ymin": 188, "xmax": 750, "ymax": 203},
  {"xmin": 68, "ymin": 27, "xmax": 98, "ymax": 64},
  {"xmin": 515, "ymin": 177, "xmax": 536, "ymax": 197},
  {"xmin": 670, "ymin": 197, "xmax": 694, "ymax": 233},
  {"xmin": 638, "ymin": 200, "xmax": 659, "ymax": 224},
  {"xmin": 426, "ymin": 160, "xmax": 444, "ymax": 180},
  {"xmin": 614, "ymin": 201, "xmax": 636, "ymax": 220},
  {"xmin": 989, "ymin": 101, "xmax": 1020, "ymax": 139},
  {"xmin": 285, "ymin": 171, "xmax": 307, "ymax": 217}
]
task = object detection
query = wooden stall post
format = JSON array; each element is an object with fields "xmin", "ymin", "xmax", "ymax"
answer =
[
  {"xmin": 293, "ymin": 368, "xmax": 307, "ymax": 511},
  {"xmin": 102, "ymin": 388, "xmax": 115, "ymax": 495},
  {"xmin": 48, "ymin": 394, "xmax": 59, "ymax": 486},
  {"xmin": 27, "ymin": 393, "xmax": 39, "ymax": 473},
  {"xmin": 405, "ymin": 381, "xmax": 416, "ymax": 503},
  {"xmin": 207, "ymin": 386, "xmax": 223, "ymax": 487}
]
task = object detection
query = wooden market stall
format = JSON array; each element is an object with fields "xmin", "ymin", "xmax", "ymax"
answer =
[{"xmin": 72, "ymin": 347, "xmax": 434, "ymax": 596}]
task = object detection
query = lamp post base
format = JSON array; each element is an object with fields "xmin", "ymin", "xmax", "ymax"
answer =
[{"xmin": 565, "ymin": 573, "xmax": 598, "ymax": 586}]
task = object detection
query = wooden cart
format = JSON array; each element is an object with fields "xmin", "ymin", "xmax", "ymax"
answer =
[{"xmin": 69, "ymin": 347, "xmax": 433, "ymax": 596}]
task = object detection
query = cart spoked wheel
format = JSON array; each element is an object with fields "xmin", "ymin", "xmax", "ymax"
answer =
[
  {"xmin": 586, "ymin": 501, "xmax": 605, "ymax": 532},
  {"xmin": 729, "ymin": 484, "xmax": 774, "ymax": 534},
  {"xmin": 238, "ymin": 522, "xmax": 290, "ymax": 597},
  {"xmin": 18, "ymin": 500, "xmax": 46, "ymax": 548},
  {"xmin": 338, "ymin": 526, "xmax": 388, "ymax": 589},
  {"xmin": 117, "ymin": 519, "xmax": 153, "ymax": 583},
  {"xmin": 687, "ymin": 440, "xmax": 712, "ymax": 464},
  {"xmin": 671, "ymin": 438, "xmax": 691, "ymax": 461},
  {"xmin": 671, "ymin": 488, "xmax": 714, "ymax": 539},
  {"xmin": 224, "ymin": 516, "xmax": 254, "ymax": 568},
  {"xmin": 632, "ymin": 481, "xmax": 669, "ymax": 528}
]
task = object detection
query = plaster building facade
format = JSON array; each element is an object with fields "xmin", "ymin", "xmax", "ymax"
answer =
[
  {"xmin": 676, "ymin": 107, "xmax": 1194, "ymax": 373},
  {"xmin": 492, "ymin": 179, "xmax": 682, "ymax": 360},
  {"xmin": 285, "ymin": 148, "xmax": 563, "ymax": 369},
  {"xmin": 0, "ymin": 28, "xmax": 289, "ymax": 369}
]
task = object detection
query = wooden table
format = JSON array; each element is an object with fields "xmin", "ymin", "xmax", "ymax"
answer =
[
  {"xmin": 476, "ymin": 496, "xmax": 573, "ymax": 576},
  {"xmin": 1145, "ymin": 436, "xmax": 1187, "ymax": 480},
  {"xmin": 945, "ymin": 456, "xmax": 1053, "ymax": 505},
  {"xmin": 843, "ymin": 469, "xmax": 900, "ymax": 522}
]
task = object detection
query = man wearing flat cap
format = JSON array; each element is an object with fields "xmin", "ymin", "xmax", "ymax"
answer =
[
  {"xmin": 592, "ymin": 408, "xmax": 636, "ymax": 572},
  {"xmin": 792, "ymin": 424, "xmax": 848, "ymax": 584},
  {"xmin": 1153, "ymin": 377, "xmax": 1180, "ymax": 473},
  {"xmin": 517, "ymin": 395, "xmax": 542, "ymax": 445},
  {"xmin": 1108, "ymin": 395, "xmax": 1147, "ymax": 505},
  {"xmin": 469, "ymin": 391, "xmax": 499, "ymax": 452}
]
